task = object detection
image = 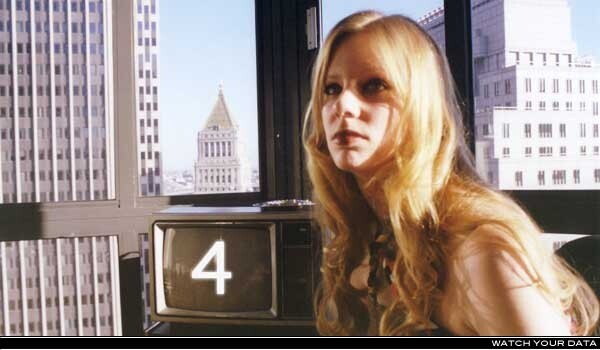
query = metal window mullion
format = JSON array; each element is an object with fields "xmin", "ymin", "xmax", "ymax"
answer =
[
  {"xmin": 11, "ymin": 0, "xmax": 22, "ymax": 203},
  {"xmin": 74, "ymin": 237, "xmax": 82, "ymax": 335},
  {"xmin": 49, "ymin": 0, "xmax": 58, "ymax": 201},
  {"xmin": 56, "ymin": 238, "xmax": 65, "ymax": 336},
  {"xmin": 84, "ymin": 0, "xmax": 94, "ymax": 200},
  {"xmin": 134, "ymin": 6, "xmax": 143, "ymax": 196},
  {"xmin": 37, "ymin": 240, "xmax": 47, "ymax": 336},
  {"xmin": 30, "ymin": 0, "xmax": 40, "ymax": 201},
  {"xmin": 104, "ymin": 0, "xmax": 115, "ymax": 199},
  {"xmin": 67, "ymin": 0, "xmax": 76, "ymax": 200},
  {"xmin": 18, "ymin": 241, "xmax": 28, "ymax": 335},
  {"xmin": 109, "ymin": 236, "xmax": 121, "ymax": 335},
  {"xmin": 1, "ymin": 242, "xmax": 9, "ymax": 335},
  {"xmin": 91, "ymin": 237, "xmax": 100, "ymax": 335}
]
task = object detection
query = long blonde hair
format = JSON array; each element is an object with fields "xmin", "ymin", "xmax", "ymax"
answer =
[{"xmin": 303, "ymin": 11, "xmax": 599, "ymax": 335}]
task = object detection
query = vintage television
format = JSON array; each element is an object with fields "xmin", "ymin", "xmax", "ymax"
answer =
[{"xmin": 148, "ymin": 206, "xmax": 320, "ymax": 327}]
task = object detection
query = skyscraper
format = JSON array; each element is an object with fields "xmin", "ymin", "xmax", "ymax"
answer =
[
  {"xmin": 194, "ymin": 86, "xmax": 251, "ymax": 194},
  {"xmin": 134, "ymin": 0, "xmax": 162, "ymax": 196},
  {"xmin": 0, "ymin": 235, "xmax": 122, "ymax": 336},
  {"xmin": 419, "ymin": 0, "xmax": 600, "ymax": 189},
  {"xmin": 0, "ymin": 0, "xmax": 115, "ymax": 204}
]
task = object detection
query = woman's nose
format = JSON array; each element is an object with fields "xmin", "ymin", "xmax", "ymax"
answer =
[{"xmin": 335, "ymin": 89, "xmax": 361, "ymax": 119}]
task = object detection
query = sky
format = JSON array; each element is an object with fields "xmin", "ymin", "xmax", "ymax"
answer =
[{"xmin": 158, "ymin": 0, "xmax": 599, "ymax": 173}]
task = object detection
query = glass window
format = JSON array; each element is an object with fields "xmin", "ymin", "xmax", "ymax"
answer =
[
  {"xmin": 141, "ymin": 0, "xmax": 259, "ymax": 197},
  {"xmin": 467, "ymin": 0, "xmax": 599, "ymax": 191},
  {"xmin": 0, "ymin": 0, "xmax": 114, "ymax": 204}
]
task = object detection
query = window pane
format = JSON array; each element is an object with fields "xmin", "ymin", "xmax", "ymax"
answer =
[
  {"xmin": 322, "ymin": 0, "xmax": 444, "ymax": 40},
  {"xmin": 0, "ymin": 0, "xmax": 114, "ymax": 204},
  {"xmin": 139, "ymin": 0, "xmax": 259, "ymax": 196},
  {"xmin": 468, "ymin": 0, "xmax": 598, "ymax": 190}
]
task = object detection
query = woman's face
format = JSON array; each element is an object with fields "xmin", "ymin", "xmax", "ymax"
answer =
[{"xmin": 321, "ymin": 32, "xmax": 400, "ymax": 181}]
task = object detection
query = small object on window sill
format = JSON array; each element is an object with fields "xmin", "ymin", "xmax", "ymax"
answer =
[{"xmin": 252, "ymin": 199, "xmax": 314, "ymax": 211}]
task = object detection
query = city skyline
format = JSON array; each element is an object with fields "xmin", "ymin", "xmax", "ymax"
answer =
[{"xmin": 158, "ymin": 0, "xmax": 598, "ymax": 174}]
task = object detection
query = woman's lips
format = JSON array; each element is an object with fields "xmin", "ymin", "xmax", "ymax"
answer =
[{"xmin": 332, "ymin": 130, "xmax": 367, "ymax": 145}]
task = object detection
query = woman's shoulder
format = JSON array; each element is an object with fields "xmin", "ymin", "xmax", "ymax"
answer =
[{"xmin": 439, "ymin": 224, "xmax": 571, "ymax": 335}]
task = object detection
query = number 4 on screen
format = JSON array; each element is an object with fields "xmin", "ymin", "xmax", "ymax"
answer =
[{"xmin": 191, "ymin": 240, "xmax": 233, "ymax": 295}]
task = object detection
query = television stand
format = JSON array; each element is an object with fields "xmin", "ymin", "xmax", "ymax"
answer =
[{"xmin": 145, "ymin": 322, "xmax": 319, "ymax": 337}]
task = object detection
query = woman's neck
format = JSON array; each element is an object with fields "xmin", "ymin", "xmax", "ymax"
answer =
[{"xmin": 355, "ymin": 174, "xmax": 389, "ymax": 224}]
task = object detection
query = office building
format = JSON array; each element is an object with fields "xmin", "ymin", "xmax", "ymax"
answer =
[
  {"xmin": 194, "ymin": 86, "xmax": 252, "ymax": 193},
  {"xmin": 0, "ymin": 235, "xmax": 122, "ymax": 336},
  {"xmin": 419, "ymin": 0, "xmax": 600, "ymax": 189}
]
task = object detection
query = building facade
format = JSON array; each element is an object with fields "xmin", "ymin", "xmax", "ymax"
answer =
[
  {"xmin": 419, "ymin": 0, "xmax": 600, "ymax": 189},
  {"xmin": 134, "ymin": 0, "xmax": 162, "ymax": 196},
  {"xmin": 194, "ymin": 86, "xmax": 251, "ymax": 194},
  {"xmin": 0, "ymin": 0, "xmax": 115, "ymax": 204},
  {"xmin": 0, "ymin": 235, "xmax": 122, "ymax": 336}
]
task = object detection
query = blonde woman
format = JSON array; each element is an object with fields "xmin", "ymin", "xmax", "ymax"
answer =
[{"xmin": 302, "ymin": 11, "xmax": 599, "ymax": 336}]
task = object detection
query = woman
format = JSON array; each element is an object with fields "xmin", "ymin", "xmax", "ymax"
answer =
[{"xmin": 302, "ymin": 11, "xmax": 599, "ymax": 336}]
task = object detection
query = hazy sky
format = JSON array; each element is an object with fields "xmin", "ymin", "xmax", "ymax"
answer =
[{"xmin": 159, "ymin": 0, "xmax": 599, "ymax": 172}]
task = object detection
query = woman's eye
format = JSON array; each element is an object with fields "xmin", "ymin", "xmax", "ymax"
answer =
[
  {"xmin": 324, "ymin": 83, "xmax": 342, "ymax": 95},
  {"xmin": 362, "ymin": 78, "xmax": 387, "ymax": 95}
]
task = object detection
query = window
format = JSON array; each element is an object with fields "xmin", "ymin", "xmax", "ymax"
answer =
[
  {"xmin": 579, "ymin": 79, "xmax": 585, "ymax": 94},
  {"xmin": 539, "ymin": 124, "xmax": 552, "ymax": 138},
  {"xmin": 502, "ymin": 123, "xmax": 509, "ymax": 138},
  {"xmin": 502, "ymin": 147, "xmax": 510, "ymax": 158},
  {"xmin": 538, "ymin": 171, "xmax": 545, "ymax": 186},
  {"xmin": 573, "ymin": 170, "xmax": 580, "ymax": 184},
  {"xmin": 504, "ymin": 79, "xmax": 511, "ymax": 94},
  {"xmin": 525, "ymin": 147, "xmax": 532, "ymax": 157},
  {"xmin": 525, "ymin": 78, "xmax": 531, "ymax": 93},
  {"xmin": 538, "ymin": 78, "xmax": 545, "ymax": 93},
  {"xmin": 566, "ymin": 79, "xmax": 572, "ymax": 93},
  {"xmin": 560, "ymin": 124, "xmax": 566, "ymax": 138},
  {"xmin": 552, "ymin": 170, "xmax": 566, "ymax": 185},
  {"xmin": 539, "ymin": 101, "xmax": 546, "ymax": 111},
  {"xmin": 483, "ymin": 84, "xmax": 489, "ymax": 98},
  {"xmin": 552, "ymin": 78, "xmax": 559, "ymax": 93},
  {"xmin": 539, "ymin": 146, "xmax": 553, "ymax": 157},
  {"xmin": 524, "ymin": 124, "xmax": 531, "ymax": 138},
  {"xmin": 494, "ymin": 81, "xmax": 500, "ymax": 96},
  {"xmin": 580, "ymin": 123, "xmax": 586, "ymax": 138},
  {"xmin": 559, "ymin": 146, "xmax": 566, "ymax": 156},
  {"xmin": 525, "ymin": 101, "xmax": 532, "ymax": 110}
]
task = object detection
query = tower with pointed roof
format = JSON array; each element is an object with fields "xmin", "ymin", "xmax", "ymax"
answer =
[{"xmin": 194, "ymin": 86, "xmax": 252, "ymax": 193}]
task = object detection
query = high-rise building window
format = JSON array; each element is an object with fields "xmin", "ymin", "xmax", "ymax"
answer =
[
  {"xmin": 552, "ymin": 79, "xmax": 559, "ymax": 93},
  {"xmin": 525, "ymin": 78, "xmax": 531, "ymax": 92},
  {"xmin": 560, "ymin": 146, "xmax": 567, "ymax": 156},
  {"xmin": 539, "ymin": 124, "xmax": 552, "ymax": 138},
  {"xmin": 525, "ymin": 101, "xmax": 532, "ymax": 110},
  {"xmin": 594, "ymin": 124, "xmax": 599, "ymax": 138},
  {"xmin": 539, "ymin": 146, "xmax": 553, "ymax": 157},
  {"xmin": 580, "ymin": 123, "xmax": 586, "ymax": 137},
  {"xmin": 502, "ymin": 147, "xmax": 510, "ymax": 158},
  {"xmin": 505, "ymin": 79, "xmax": 511, "ymax": 94},
  {"xmin": 502, "ymin": 123, "xmax": 509, "ymax": 138},
  {"xmin": 579, "ymin": 80, "xmax": 585, "ymax": 94},
  {"xmin": 592, "ymin": 80, "xmax": 598, "ymax": 94},
  {"xmin": 560, "ymin": 124, "xmax": 567, "ymax": 138},
  {"xmin": 552, "ymin": 101, "xmax": 559, "ymax": 111},
  {"xmin": 524, "ymin": 124, "xmax": 531, "ymax": 138},
  {"xmin": 573, "ymin": 170, "xmax": 580, "ymax": 184},
  {"xmin": 593, "ymin": 102, "xmax": 599, "ymax": 116},
  {"xmin": 553, "ymin": 170, "xmax": 566, "ymax": 185},
  {"xmin": 538, "ymin": 78, "xmax": 545, "ymax": 93},
  {"xmin": 566, "ymin": 101, "xmax": 573, "ymax": 111},
  {"xmin": 594, "ymin": 169, "xmax": 600, "ymax": 183},
  {"xmin": 494, "ymin": 81, "xmax": 500, "ymax": 96},
  {"xmin": 539, "ymin": 101, "xmax": 546, "ymax": 110},
  {"xmin": 483, "ymin": 84, "xmax": 489, "ymax": 98},
  {"xmin": 580, "ymin": 146, "xmax": 587, "ymax": 156},
  {"xmin": 525, "ymin": 147, "xmax": 532, "ymax": 157},
  {"xmin": 538, "ymin": 171, "xmax": 545, "ymax": 186},
  {"xmin": 579, "ymin": 102, "xmax": 586, "ymax": 111},
  {"xmin": 566, "ymin": 79, "xmax": 572, "ymax": 93}
]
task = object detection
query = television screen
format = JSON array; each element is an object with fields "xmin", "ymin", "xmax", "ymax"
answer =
[{"xmin": 160, "ymin": 223, "xmax": 275, "ymax": 315}]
